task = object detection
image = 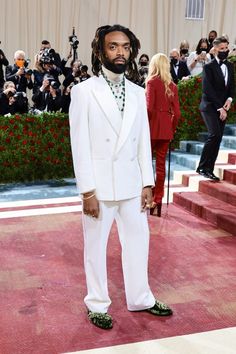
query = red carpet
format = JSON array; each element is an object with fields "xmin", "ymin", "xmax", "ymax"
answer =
[{"xmin": 0, "ymin": 205, "xmax": 236, "ymax": 354}]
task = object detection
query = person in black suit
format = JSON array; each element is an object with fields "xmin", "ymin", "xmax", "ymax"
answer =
[
  {"xmin": 32, "ymin": 75, "xmax": 61, "ymax": 113},
  {"xmin": 169, "ymin": 49, "xmax": 190, "ymax": 84},
  {"xmin": 0, "ymin": 47, "xmax": 9, "ymax": 91},
  {"xmin": 5, "ymin": 50, "xmax": 33, "ymax": 93},
  {"xmin": 196, "ymin": 37, "xmax": 235, "ymax": 181}
]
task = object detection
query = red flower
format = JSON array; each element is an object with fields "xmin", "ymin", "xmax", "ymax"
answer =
[{"xmin": 22, "ymin": 140, "xmax": 27, "ymax": 145}]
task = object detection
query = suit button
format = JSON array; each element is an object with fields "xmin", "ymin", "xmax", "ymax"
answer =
[
  {"xmin": 106, "ymin": 138, "xmax": 110, "ymax": 142},
  {"xmin": 133, "ymin": 137, "xmax": 136, "ymax": 142}
]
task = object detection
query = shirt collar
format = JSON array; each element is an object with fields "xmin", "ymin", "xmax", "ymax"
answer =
[{"xmin": 101, "ymin": 66, "xmax": 124, "ymax": 83}]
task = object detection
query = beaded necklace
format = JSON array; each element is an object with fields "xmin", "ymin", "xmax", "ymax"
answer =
[{"xmin": 101, "ymin": 69, "xmax": 125, "ymax": 113}]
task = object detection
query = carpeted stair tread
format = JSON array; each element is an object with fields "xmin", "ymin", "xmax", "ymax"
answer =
[
  {"xmin": 173, "ymin": 191, "xmax": 236, "ymax": 234},
  {"xmin": 199, "ymin": 180, "xmax": 236, "ymax": 206},
  {"xmin": 228, "ymin": 153, "xmax": 236, "ymax": 164},
  {"xmin": 224, "ymin": 169, "xmax": 236, "ymax": 185}
]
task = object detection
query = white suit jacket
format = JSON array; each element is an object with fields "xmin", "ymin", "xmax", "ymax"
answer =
[{"xmin": 69, "ymin": 75, "xmax": 154, "ymax": 201}]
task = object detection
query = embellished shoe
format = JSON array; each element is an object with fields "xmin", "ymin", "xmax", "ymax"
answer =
[
  {"xmin": 88, "ymin": 310, "xmax": 113, "ymax": 329},
  {"xmin": 145, "ymin": 299, "xmax": 173, "ymax": 316}
]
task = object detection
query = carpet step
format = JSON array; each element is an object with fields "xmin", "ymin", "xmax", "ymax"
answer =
[
  {"xmin": 173, "ymin": 191, "xmax": 236, "ymax": 234},
  {"xmin": 228, "ymin": 153, "xmax": 236, "ymax": 164},
  {"xmin": 224, "ymin": 169, "xmax": 236, "ymax": 185},
  {"xmin": 199, "ymin": 180, "xmax": 236, "ymax": 206}
]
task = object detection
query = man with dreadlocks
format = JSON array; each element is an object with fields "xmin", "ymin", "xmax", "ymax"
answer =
[{"xmin": 69, "ymin": 24, "xmax": 173, "ymax": 330}]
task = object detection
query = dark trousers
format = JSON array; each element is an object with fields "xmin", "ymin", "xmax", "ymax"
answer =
[
  {"xmin": 198, "ymin": 110, "xmax": 225, "ymax": 173},
  {"xmin": 151, "ymin": 140, "xmax": 169, "ymax": 203}
]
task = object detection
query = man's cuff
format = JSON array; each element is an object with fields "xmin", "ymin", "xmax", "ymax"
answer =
[{"xmin": 227, "ymin": 97, "xmax": 233, "ymax": 102}]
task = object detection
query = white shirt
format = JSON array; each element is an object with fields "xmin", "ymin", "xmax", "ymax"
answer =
[{"xmin": 187, "ymin": 51, "xmax": 211, "ymax": 77}]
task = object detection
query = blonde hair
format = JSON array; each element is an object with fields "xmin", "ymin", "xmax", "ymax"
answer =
[
  {"xmin": 146, "ymin": 53, "xmax": 173, "ymax": 97},
  {"xmin": 3, "ymin": 81, "xmax": 15, "ymax": 90}
]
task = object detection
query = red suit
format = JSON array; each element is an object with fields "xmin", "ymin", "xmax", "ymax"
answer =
[{"xmin": 146, "ymin": 76, "xmax": 180, "ymax": 203}]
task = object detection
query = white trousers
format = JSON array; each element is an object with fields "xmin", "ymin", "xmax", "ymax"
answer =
[{"xmin": 82, "ymin": 197, "xmax": 155, "ymax": 313}]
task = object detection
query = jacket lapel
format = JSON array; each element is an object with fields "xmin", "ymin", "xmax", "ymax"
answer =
[
  {"xmin": 92, "ymin": 76, "xmax": 122, "ymax": 136},
  {"xmin": 115, "ymin": 79, "xmax": 137, "ymax": 154},
  {"xmin": 213, "ymin": 58, "xmax": 227, "ymax": 85}
]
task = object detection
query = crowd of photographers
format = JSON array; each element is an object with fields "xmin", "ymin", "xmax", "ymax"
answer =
[
  {"xmin": 0, "ymin": 38, "xmax": 90, "ymax": 116},
  {"xmin": 1, "ymin": 29, "xmax": 235, "ymax": 117}
]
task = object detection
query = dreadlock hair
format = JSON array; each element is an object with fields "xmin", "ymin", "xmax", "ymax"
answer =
[{"xmin": 91, "ymin": 24, "xmax": 141, "ymax": 82}]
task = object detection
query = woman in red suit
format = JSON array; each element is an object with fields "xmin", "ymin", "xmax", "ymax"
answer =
[{"xmin": 146, "ymin": 53, "xmax": 180, "ymax": 216}]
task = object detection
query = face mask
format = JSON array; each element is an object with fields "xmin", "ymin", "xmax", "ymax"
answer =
[
  {"xmin": 16, "ymin": 59, "xmax": 25, "ymax": 68},
  {"xmin": 181, "ymin": 48, "xmax": 188, "ymax": 55},
  {"xmin": 170, "ymin": 58, "xmax": 178, "ymax": 66},
  {"xmin": 208, "ymin": 38, "xmax": 214, "ymax": 44},
  {"xmin": 218, "ymin": 50, "xmax": 229, "ymax": 60},
  {"xmin": 140, "ymin": 61, "xmax": 147, "ymax": 66},
  {"xmin": 199, "ymin": 48, "xmax": 207, "ymax": 53}
]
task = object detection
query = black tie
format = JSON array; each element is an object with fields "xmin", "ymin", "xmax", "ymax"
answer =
[{"xmin": 219, "ymin": 60, "xmax": 225, "ymax": 66}]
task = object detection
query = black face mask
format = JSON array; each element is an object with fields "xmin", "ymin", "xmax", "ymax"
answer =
[
  {"xmin": 170, "ymin": 58, "xmax": 178, "ymax": 66},
  {"xmin": 102, "ymin": 57, "xmax": 128, "ymax": 74},
  {"xmin": 181, "ymin": 48, "xmax": 188, "ymax": 55},
  {"xmin": 140, "ymin": 61, "xmax": 148, "ymax": 66},
  {"xmin": 218, "ymin": 50, "xmax": 229, "ymax": 61},
  {"xmin": 208, "ymin": 38, "xmax": 214, "ymax": 44}
]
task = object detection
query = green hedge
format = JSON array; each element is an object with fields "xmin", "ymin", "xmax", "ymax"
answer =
[
  {"xmin": 173, "ymin": 74, "xmax": 236, "ymax": 148},
  {"xmin": 1, "ymin": 72, "xmax": 236, "ymax": 183},
  {"xmin": 0, "ymin": 113, "xmax": 73, "ymax": 183}
]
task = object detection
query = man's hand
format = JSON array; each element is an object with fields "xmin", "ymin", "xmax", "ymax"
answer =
[
  {"xmin": 223, "ymin": 99, "xmax": 232, "ymax": 112},
  {"xmin": 141, "ymin": 187, "xmax": 153, "ymax": 212},
  {"xmin": 3, "ymin": 87, "xmax": 16, "ymax": 96},
  {"xmin": 83, "ymin": 193, "xmax": 100, "ymax": 218},
  {"xmin": 41, "ymin": 79, "xmax": 50, "ymax": 91},
  {"xmin": 16, "ymin": 67, "xmax": 24, "ymax": 76},
  {"xmin": 219, "ymin": 107, "xmax": 227, "ymax": 121}
]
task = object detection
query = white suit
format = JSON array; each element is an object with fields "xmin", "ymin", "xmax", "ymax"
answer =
[{"xmin": 69, "ymin": 74, "xmax": 156, "ymax": 313}]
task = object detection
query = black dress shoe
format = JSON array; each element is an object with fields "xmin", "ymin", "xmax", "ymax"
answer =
[{"xmin": 196, "ymin": 169, "xmax": 220, "ymax": 181}]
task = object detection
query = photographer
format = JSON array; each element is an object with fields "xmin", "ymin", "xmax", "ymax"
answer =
[
  {"xmin": 32, "ymin": 74, "xmax": 62, "ymax": 113},
  {"xmin": 0, "ymin": 81, "xmax": 28, "ymax": 116},
  {"xmin": 40, "ymin": 40, "xmax": 62, "ymax": 69},
  {"xmin": 0, "ymin": 43, "xmax": 9, "ymax": 91},
  {"xmin": 5, "ymin": 50, "xmax": 33, "ymax": 92},
  {"xmin": 33, "ymin": 47, "xmax": 62, "ymax": 93},
  {"xmin": 187, "ymin": 38, "xmax": 211, "ymax": 77},
  {"xmin": 62, "ymin": 59, "xmax": 81, "ymax": 88}
]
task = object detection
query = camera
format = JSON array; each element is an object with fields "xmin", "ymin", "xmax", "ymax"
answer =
[
  {"xmin": 40, "ymin": 48, "xmax": 55, "ymax": 64},
  {"xmin": 24, "ymin": 68, "xmax": 33, "ymax": 75},
  {"xmin": 13, "ymin": 91, "xmax": 28, "ymax": 113},
  {"xmin": 13, "ymin": 91, "xmax": 27, "ymax": 99},
  {"xmin": 44, "ymin": 74, "xmax": 59, "ymax": 89},
  {"xmin": 69, "ymin": 27, "xmax": 79, "ymax": 49}
]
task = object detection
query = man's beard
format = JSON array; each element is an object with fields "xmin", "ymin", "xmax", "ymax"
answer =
[{"xmin": 102, "ymin": 57, "xmax": 128, "ymax": 74}]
